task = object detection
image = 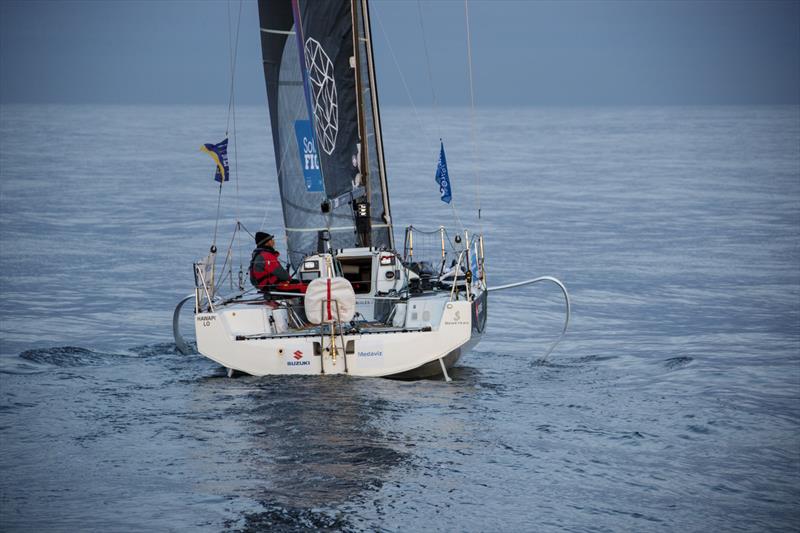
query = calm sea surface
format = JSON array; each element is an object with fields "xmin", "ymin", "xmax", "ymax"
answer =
[{"xmin": 1, "ymin": 104, "xmax": 798, "ymax": 531}]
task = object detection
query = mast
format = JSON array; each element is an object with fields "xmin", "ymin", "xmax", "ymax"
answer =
[
  {"xmin": 361, "ymin": 0, "xmax": 393, "ymax": 249},
  {"xmin": 350, "ymin": 0, "xmax": 372, "ymax": 248}
]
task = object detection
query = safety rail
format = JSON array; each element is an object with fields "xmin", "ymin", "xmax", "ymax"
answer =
[
  {"xmin": 187, "ymin": 228, "xmax": 489, "ymax": 338},
  {"xmin": 403, "ymin": 226, "xmax": 486, "ymax": 302},
  {"xmin": 193, "ymin": 261, "xmax": 216, "ymax": 313}
]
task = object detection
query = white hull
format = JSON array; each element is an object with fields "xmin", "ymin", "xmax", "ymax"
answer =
[{"xmin": 195, "ymin": 295, "xmax": 483, "ymax": 378}]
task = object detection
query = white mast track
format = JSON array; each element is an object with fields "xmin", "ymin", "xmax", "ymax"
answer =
[{"xmin": 488, "ymin": 276, "xmax": 571, "ymax": 361}]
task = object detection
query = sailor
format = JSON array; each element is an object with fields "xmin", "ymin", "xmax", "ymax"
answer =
[{"xmin": 249, "ymin": 231, "xmax": 291, "ymax": 293}]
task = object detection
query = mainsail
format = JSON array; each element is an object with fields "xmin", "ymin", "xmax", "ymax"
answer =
[{"xmin": 258, "ymin": 0, "xmax": 393, "ymax": 267}]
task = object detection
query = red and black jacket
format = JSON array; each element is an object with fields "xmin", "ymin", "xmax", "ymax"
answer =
[{"xmin": 249, "ymin": 246, "xmax": 290, "ymax": 290}]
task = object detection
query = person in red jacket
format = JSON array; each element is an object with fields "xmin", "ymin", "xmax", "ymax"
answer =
[{"xmin": 249, "ymin": 232, "xmax": 290, "ymax": 293}]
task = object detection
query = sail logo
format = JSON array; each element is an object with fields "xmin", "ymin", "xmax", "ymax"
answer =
[
  {"xmin": 444, "ymin": 308, "xmax": 470, "ymax": 327},
  {"xmin": 304, "ymin": 37, "xmax": 338, "ymax": 155},
  {"xmin": 294, "ymin": 120, "xmax": 323, "ymax": 192},
  {"xmin": 302, "ymin": 138, "xmax": 319, "ymax": 171}
]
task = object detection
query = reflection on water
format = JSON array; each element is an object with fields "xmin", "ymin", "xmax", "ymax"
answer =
[
  {"xmin": 225, "ymin": 378, "xmax": 408, "ymax": 530},
  {"xmin": 230, "ymin": 378, "xmax": 408, "ymax": 507}
]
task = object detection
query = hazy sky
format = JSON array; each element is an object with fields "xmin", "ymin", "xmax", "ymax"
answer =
[{"xmin": 1, "ymin": 0, "xmax": 798, "ymax": 106}]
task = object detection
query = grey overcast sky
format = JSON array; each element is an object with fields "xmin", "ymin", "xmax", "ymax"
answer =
[{"xmin": 1, "ymin": 0, "xmax": 798, "ymax": 106}]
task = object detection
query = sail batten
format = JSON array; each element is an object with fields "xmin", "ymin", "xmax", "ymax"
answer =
[{"xmin": 261, "ymin": 28, "xmax": 296, "ymax": 35}]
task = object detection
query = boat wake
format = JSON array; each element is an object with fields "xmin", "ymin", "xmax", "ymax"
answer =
[
  {"xmin": 230, "ymin": 500, "xmax": 357, "ymax": 533},
  {"xmin": 15, "ymin": 343, "xmax": 197, "ymax": 370},
  {"xmin": 18, "ymin": 346, "xmax": 121, "ymax": 367},
  {"xmin": 129, "ymin": 342, "xmax": 196, "ymax": 357},
  {"xmin": 664, "ymin": 356, "xmax": 694, "ymax": 370}
]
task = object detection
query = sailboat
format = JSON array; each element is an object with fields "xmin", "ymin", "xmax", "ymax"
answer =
[{"xmin": 173, "ymin": 0, "xmax": 568, "ymax": 379}]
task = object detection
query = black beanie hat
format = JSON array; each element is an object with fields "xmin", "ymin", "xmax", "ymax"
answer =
[{"xmin": 255, "ymin": 232, "xmax": 274, "ymax": 247}]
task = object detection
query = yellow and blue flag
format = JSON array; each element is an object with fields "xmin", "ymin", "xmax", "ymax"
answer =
[
  {"xmin": 435, "ymin": 141, "xmax": 452, "ymax": 204},
  {"xmin": 201, "ymin": 138, "xmax": 229, "ymax": 183}
]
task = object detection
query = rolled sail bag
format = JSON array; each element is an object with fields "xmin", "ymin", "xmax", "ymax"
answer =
[{"xmin": 304, "ymin": 277, "xmax": 357, "ymax": 324}]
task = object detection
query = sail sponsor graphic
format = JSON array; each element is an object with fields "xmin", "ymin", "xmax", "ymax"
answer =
[
  {"xmin": 294, "ymin": 120, "xmax": 324, "ymax": 192},
  {"xmin": 304, "ymin": 37, "xmax": 338, "ymax": 155}
]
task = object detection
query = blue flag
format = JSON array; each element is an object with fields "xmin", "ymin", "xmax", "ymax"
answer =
[
  {"xmin": 201, "ymin": 138, "xmax": 229, "ymax": 183},
  {"xmin": 435, "ymin": 141, "xmax": 452, "ymax": 204}
]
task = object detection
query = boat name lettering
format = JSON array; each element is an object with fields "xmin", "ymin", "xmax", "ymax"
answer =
[
  {"xmin": 197, "ymin": 315, "xmax": 216, "ymax": 323},
  {"xmin": 357, "ymin": 350, "xmax": 383, "ymax": 358}
]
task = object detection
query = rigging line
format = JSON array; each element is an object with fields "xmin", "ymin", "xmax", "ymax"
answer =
[
  {"xmin": 418, "ymin": 2, "xmax": 459, "ymax": 234},
  {"xmin": 234, "ymin": 88, "xmax": 242, "ymax": 271},
  {"xmin": 371, "ymin": 4, "xmax": 427, "ymax": 138},
  {"xmin": 380, "ymin": 3, "xmax": 462, "ymax": 234},
  {"xmin": 212, "ymin": 181, "xmax": 223, "ymax": 247},
  {"xmin": 258, "ymin": 94, "xmax": 310, "ymax": 233},
  {"xmin": 439, "ymin": 138, "xmax": 466, "ymax": 234},
  {"xmin": 225, "ymin": 0, "xmax": 244, "ymax": 137},
  {"xmin": 209, "ymin": 0, "xmax": 243, "ymax": 254},
  {"xmin": 416, "ymin": 0, "xmax": 442, "ymax": 140},
  {"xmin": 226, "ymin": 0, "xmax": 244, "ymax": 272},
  {"xmin": 215, "ymin": 224, "xmax": 240, "ymax": 293},
  {"xmin": 449, "ymin": 199, "xmax": 466, "ymax": 234},
  {"xmin": 464, "ymin": 0, "xmax": 482, "ymax": 230},
  {"xmin": 237, "ymin": 221, "xmax": 255, "ymax": 243}
]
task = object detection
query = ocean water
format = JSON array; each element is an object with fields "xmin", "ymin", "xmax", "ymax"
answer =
[{"xmin": 1, "ymin": 104, "xmax": 798, "ymax": 531}]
